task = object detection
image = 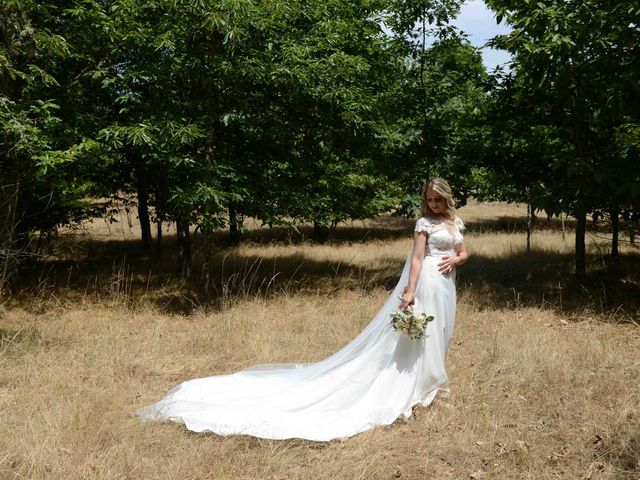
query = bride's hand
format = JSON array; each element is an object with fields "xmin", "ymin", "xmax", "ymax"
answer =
[
  {"xmin": 399, "ymin": 288, "xmax": 415, "ymax": 309},
  {"xmin": 438, "ymin": 256, "xmax": 458, "ymax": 273}
]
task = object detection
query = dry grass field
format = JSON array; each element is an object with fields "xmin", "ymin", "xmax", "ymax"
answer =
[{"xmin": 1, "ymin": 202, "xmax": 639, "ymax": 479}]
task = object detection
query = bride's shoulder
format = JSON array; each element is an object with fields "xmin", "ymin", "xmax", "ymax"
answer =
[
  {"xmin": 453, "ymin": 215, "xmax": 466, "ymax": 232},
  {"xmin": 414, "ymin": 215, "xmax": 436, "ymax": 234}
]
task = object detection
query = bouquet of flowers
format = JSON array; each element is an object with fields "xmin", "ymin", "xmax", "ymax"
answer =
[{"xmin": 390, "ymin": 307, "xmax": 434, "ymax": 340}]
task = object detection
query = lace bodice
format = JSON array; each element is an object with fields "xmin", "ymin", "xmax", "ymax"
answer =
[{"xmin": 414, "ymin": 215, "xmax": 465, "ymax": 257}]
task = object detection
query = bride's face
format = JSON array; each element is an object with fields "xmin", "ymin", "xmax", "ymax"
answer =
[{"xmin": 426, "ymin": 189, "xmax": 446, "ymax": 216}]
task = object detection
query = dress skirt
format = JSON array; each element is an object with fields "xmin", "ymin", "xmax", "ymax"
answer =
[{"xmin": 137, "ymin": 250, "xmax": 457, "ymax": 441}]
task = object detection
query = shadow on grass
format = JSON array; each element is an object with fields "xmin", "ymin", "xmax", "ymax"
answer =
[
  {"xmin": 200, "ymin": 214, "xmax": 575, "ymax": 242},
  {"xmin": 8, "ymin": 216, "xmax": 640, "ymax": 321},
  {"xmin": 10, "ymin": 234, "xmax": 401, "ymax": 314},
  {"xmin": 458, "ymin": 250, "xmax": 640, "ymax": 321},
  {"xmin": 464, "ymin": 215, "xmax": 576, "ymax": 234},
  {"xmin": 208, "ymin": 215, "xmax": 416, "ymax": 245}
]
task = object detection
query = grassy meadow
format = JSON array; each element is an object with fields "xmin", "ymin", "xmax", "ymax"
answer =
[{"xmin": 1, "ymin": 201, "xmax": 639, "ymax": 479}]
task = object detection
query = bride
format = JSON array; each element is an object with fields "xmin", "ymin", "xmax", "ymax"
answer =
[{"xmin": 138, "ymin": 178, "xmax": 468, "ymax": 441}]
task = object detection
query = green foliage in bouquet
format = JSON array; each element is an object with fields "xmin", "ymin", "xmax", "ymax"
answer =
[{"xmin": 390, "ymin": 308, "xmax": 434, "ymax": 340}]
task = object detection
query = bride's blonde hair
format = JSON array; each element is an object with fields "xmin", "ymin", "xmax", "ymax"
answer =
[{"xmin": 421, "ymin": 178, "xmax": 456, "ymax": 218}]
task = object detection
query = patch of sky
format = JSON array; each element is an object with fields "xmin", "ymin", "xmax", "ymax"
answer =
[
  {"xmin": 453, "ymin": 0, "xmax": 512, "ymax": 71},
  {"xmin": 379, "ymin": 0, "xmax": 512, "ymax": 72}
]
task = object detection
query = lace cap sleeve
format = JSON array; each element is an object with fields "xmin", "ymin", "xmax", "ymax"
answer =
[
  {"xmin": 454, "ymin": 216, "xmax": 466, "ymax": 233},
  {"xmin": 414, "ymin": 217, "xmax": 432, "ymax": 234}
]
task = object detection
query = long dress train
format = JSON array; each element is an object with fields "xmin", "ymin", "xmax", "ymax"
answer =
[{"xmin": 137, "ymin": 216, "xmax": 465, "ymax": 441}]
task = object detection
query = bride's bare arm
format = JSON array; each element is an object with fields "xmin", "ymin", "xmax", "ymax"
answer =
[{"xmin": 400, "ymin": 231, "xmax": 427, "ymax": 309}]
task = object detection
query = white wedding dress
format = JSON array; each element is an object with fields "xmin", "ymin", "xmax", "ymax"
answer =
[{"xmin": 138, "ymin": 216, "xmax": 465, "ymax": 441}]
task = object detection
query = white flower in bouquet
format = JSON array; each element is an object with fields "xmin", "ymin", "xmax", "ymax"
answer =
[{"xmin": 390, "ymin": 307, "xmax": 434, "ymax": 340}]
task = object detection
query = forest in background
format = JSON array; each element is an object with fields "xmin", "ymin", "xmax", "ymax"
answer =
[{"xmin": 1, "ymin": 0, "xmax": 639, "ymax": 295}]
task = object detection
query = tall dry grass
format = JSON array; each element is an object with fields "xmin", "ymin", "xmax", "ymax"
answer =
[{"xmin": 0, "ymin": 202, "xmax": 639, "ymax": 479}]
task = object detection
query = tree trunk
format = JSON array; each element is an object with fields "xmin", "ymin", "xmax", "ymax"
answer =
[
  {"xmin": 228, "ymin": 204, "xmax": 241, "ymax": 244},
  {"xmin": 155, "ymin": 186, "xmax": 166, "ymax": 258},
  {"xmin": 156, "ymin": 221, "xmax": 163, "ymax": 259},
  {"xmin": 176, "ymin": 219, "xmax": 192, "ymax": 279},
  {"xmin": 312, "ymin": 221, "xmax": 330, "ymax": 243},
  {"xmin": 526, "ymin": 203, "xmax": 532, "ymax": 252},
  {"xmin": 137, "ymin": 180, "xmax": 152, "ymax": 250},
  {"xmin": 0, "ymin": 177, "xmax": 20, "ymax": 297},
  {"xmin": 575, "ymin": 207, "xmax": 587, "ymax": 277},
  {"xmin": 566, "ymin": 60, "xmax": 589, "ymax": 278},
  {"xmin": 610, "ymin": 208, "xmax": 619, "ymax": 257},
  {"xmin": 132, "ymin": 154, "xmax": 152, "ymax": 250}
]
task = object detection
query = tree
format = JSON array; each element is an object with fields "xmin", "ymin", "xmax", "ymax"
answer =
[
  {"xmin": 0, "ymin": 0, "xmax": 98, "ymax": 295},
  {"xmin": 485, "ymin": 0, "xmax": 640, "ymax": 275},
  {"xmin": 376, "ymin": 33, "xmax": 489, "ymax": 211}
]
